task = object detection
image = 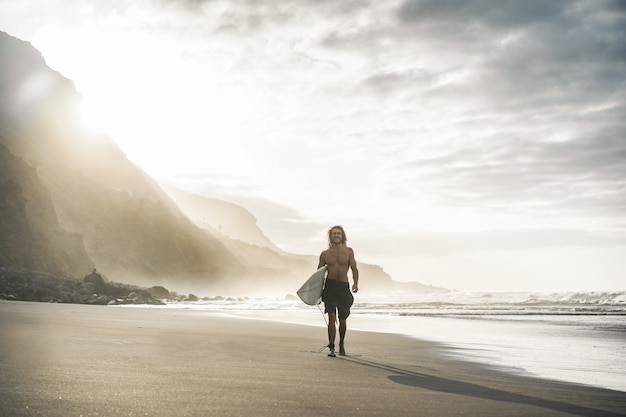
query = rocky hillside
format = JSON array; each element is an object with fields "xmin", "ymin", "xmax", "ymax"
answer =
[
  {"xmin": 159, "ymin": 183, "xmax": 280, "ymax": 251},
  {"xmin": 0, "ymin": 143, "xmax": 93, "ymax": 276},
  {"xmin": 0, "ymin": 31, "xmax": 243, "ymax": 290}
]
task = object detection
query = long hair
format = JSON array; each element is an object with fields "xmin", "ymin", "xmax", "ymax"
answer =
[{"xmin": 327, "ymin": 225, "xmax": 347, "ymax": 247}]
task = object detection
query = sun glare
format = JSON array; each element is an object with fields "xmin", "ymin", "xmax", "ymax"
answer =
[
  {"xmin": 77, "ymin": 97, "xmax": 111, "ymax": 135},
  {"xmin": 33, "ymin": 25, "xmax": 249, "ymax": 177}
]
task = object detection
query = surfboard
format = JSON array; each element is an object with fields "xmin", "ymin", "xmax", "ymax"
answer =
[{"xmin": 297, "ymin": 265, "xmax": 327, "ymax": 305}]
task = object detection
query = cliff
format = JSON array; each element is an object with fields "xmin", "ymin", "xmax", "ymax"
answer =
[{"xmin": 0, "ymin": 31, "xmax": 243, "ymax": 290}]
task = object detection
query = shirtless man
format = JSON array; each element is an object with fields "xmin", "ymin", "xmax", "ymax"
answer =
[{"xmin": 318, "ymin": 225, "xmax": 359, "ymax": 357}]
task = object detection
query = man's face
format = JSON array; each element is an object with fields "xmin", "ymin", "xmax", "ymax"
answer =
[{"xmin": 330, "ymin": 229, "xmax": 343, "ymax": 244}]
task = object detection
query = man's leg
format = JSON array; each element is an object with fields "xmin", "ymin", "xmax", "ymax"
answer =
[
  {"xmin": 338, "ymin": 319, "xmax": 347, "ymax": 356},
  {"xmin": 328, "ymin": 313, "xmax": 337, "ymax": 356}
]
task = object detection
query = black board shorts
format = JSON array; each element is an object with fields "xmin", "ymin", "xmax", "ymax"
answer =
[{"xmin": 322, "ymin": 279, "xmax": 354, "ymax": 320}]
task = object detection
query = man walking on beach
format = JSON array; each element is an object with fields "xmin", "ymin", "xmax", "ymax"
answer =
[{"xmin": 318, "ymin": 225, "xmax": 359, "ymax": 357}]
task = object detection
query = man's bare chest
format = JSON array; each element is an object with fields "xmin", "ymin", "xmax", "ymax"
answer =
[{"xmin": 325, "ymin": 250, "xmax": 349, "ymax": 265}]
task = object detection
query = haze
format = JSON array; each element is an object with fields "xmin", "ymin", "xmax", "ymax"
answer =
[{"xmin": 2, "ymin": 0, "xmax": 625, "ymax": 292}]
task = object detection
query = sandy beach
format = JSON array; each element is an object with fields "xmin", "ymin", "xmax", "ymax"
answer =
[{"xmin": 1, "ymin": 301, "xmax": 624, "ymax": 417}]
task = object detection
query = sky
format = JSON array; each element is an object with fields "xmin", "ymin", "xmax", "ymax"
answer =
[{"xmin": 2, "ymin": 0, "xmax": 626, "ymax": 292}]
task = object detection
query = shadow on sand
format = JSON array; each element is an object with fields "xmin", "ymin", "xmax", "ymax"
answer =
[{"xmin": 340, "ymin": 355, "xmax": 625, "ymax": 417}]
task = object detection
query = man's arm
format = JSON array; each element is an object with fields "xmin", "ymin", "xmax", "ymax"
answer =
[
  {"xmin": 349, "ymin": 248, "xmax": 359, "ymax": 293},
  {"xmin": 317, "ymin": 251, "xmax": 326, "ymax": 269}
]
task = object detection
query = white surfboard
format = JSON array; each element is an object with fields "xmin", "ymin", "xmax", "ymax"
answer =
[{"xmin": 297, "ymin": 266, "xmax": 327, "ymax": 305}]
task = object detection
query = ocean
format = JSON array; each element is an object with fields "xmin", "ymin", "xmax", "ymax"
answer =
[{"xmin": 139, "ymin": 291, "xmax": 626, "ymax": 392}]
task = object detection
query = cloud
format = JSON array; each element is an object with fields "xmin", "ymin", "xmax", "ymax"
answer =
[
  {"xmin": 400, "ymin": 123, "xmax": 626, "ymax": 220},
  {"xmin": 375, "ymin": 1, "xmax": 626, "ymax": 103},
  {"xmin": 82, "ymin": 0, "xmax": 625, "ymax": 231},
  {"xmin": 329, "ymin": 0, "xmax": 626, "ymax": 230},
  {"xmin": 357, "ymin": 227, "xmax": 626, "ymax": 258},
  {"xmin": 398, "ymin": 0, "xmax": 568, "ymax": 28}
]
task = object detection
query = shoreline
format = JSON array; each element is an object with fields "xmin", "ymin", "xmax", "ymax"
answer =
[
  {"xmin": 1, "ymin": 300, "xmax": 625, "ymax": 417},
  {"xmin": 124, "ymin": 301, "xmax": 626, "ymax": 392}
]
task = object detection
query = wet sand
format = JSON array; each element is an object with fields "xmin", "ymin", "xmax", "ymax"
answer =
[{"xmin": 1, "ymin": 301, "xmax": 624, "ymax": 417}]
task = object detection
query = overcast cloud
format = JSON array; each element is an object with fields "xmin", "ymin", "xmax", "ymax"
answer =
[{"xmin": 1, "ymin": 0, "xmax": 625, "ymax": 290}]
